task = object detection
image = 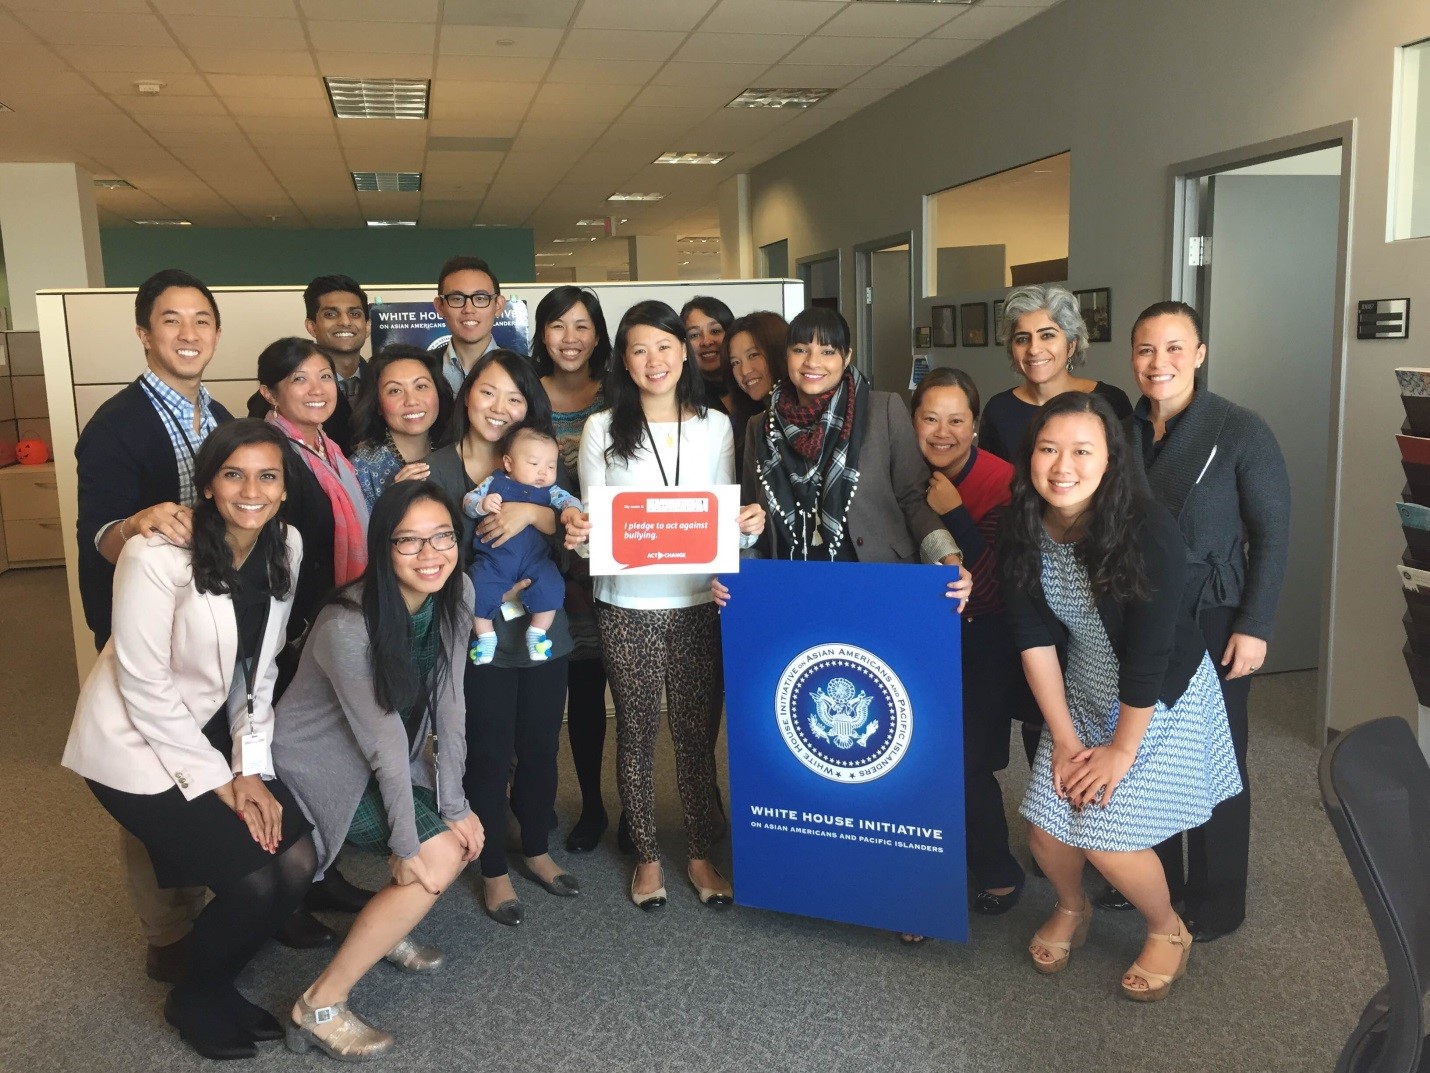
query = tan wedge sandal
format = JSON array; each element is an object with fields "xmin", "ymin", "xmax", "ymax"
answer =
[
  {"xmin": 1121, "ymin": 922, "xmax": 1192, "ymax": 1002},
  {"xmin": 1028, "ymin": 900, "xmax": 1093, "ymax": 975}
]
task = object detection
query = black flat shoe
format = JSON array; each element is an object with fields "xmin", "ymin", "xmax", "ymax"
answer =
[
  {"xmin": 971, "ymin": 876, "xmax": 1025, "ymax": 916},
  {"xmin": 564, "ymin": 811, "xmax": 608, "ymax": 853},
  {"xmin": 164, "ymin": 992, "xmax": 257, "ymax": 1061},
  {"xmin": 274, "ymin": 907, "xmax": 337, "ymax": 949},
  {"xmin": 305, "ymin": 868, "xmax": 376, "ymax": 914},
  {"xmin": 145, "ymin": 935, "xmax": 190, "ymax": 984},
  {"xmin": 528, "ymin": 870, "xmax": 580, "ymax": 897},
  {"xmin": 1094, "ymin": 885, "xmax": 1134, "ymax": 912},
  {"xmin": 1185, "ymin": 916, "xmax": 1237, "ymax": 943},
  {"xmin": 617, "ymin": 811, "xmax": 635, "ymax": 856},
  {"xmin": 484, "ymin": 898, "xmax": 523, "ymax": 927}
]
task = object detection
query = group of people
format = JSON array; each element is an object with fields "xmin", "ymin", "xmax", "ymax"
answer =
[{"xmin": 59, "ymin": 257, "xmax": 1288, "ymax": 1060}]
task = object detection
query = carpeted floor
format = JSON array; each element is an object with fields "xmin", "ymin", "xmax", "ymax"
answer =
[{"xmin": 0, "ymin": 566, "xmax": 1386, "ymax": 1072}]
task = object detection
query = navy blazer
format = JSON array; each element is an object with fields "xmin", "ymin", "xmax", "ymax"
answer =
[
  {"xmin": 1003, "ymin": 502, "xmax": 1206, "ymax": 710},
  {"xmin": 75, "ymin": 379, "xmax": 233, "ymax": 649}
]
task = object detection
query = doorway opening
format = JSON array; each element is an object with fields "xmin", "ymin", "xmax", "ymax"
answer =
[
  {"xmin": 1170, "ymin": 128, "xmax": 1352, "ymax": 743},
  {"xmin": 796, "ymin": 250, "xmax": 840, "ymax": 313},
  {"xmin": 854, "ymin": 235, "xmax": 912, "ymax": 399}
]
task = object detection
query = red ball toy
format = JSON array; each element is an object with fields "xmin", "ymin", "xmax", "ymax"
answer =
[{"xmin": 14, "ymin": 438, "xmax": 49, "ymax": 465}]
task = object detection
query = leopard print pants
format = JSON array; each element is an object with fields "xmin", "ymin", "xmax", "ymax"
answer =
[{"xmin": 596, "ymin": 601, "xmax": 721, "ymax": 863}]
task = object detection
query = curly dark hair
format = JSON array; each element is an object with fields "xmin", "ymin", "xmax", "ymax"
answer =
[
  {"xmin": 190, "ymin": 419, "xmax": 293, "ymax": 599},
  {"xmin": 997, "ymin": 391, "xmax": 1153, "ymax": 603}
]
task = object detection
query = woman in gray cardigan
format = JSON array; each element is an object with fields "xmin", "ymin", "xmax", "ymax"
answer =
[
  {"xmin": 1097, "ymin": 301, "xmax": 1290, "ymax": 942},
  {"xmin": 274, "ymin": 480, "xmax": 483, "ymax": 1061}
]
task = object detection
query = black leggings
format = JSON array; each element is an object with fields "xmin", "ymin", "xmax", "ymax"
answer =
[
  {"xmin": 565, "ymin": 656, "xmax": 609, "ymax": 817},
  {"xmin": 464, "ymin": 656, "xmax": 570, "ymax": 878}
]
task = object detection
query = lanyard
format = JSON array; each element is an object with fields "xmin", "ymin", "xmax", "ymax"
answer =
[
  {"xmin": 140, "ymin": 376, "xmax": 203, "ymax": 466},
  {"xmin": 641, "ymin": 411, "xmax": 682, "ymax": 487},
  {"xmin": 233, "ymin": 567, "xmax": 272, "ymax": 718}
]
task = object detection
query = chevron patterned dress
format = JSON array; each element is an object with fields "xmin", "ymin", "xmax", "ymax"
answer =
[{"xmin": 1019, "ymin": 535, "xmax": 1242, "ymax": 852}]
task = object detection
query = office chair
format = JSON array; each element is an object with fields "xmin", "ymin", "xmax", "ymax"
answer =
[{"xmin": 1319, "ymin": 716, "xmax": 1430, "ymax": 1073}]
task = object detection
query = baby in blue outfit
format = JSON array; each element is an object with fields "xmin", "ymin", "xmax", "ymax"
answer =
[{"xmin": 463, "ymin": 425, "xmax": 582, "ymax": 664}]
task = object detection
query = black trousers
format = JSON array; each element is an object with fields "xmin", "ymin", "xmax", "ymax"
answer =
[
  {"xmin": 1154, "ymin": 604, "xmax": 1253, "ymax": 930},
  {"xmin": 962, "ymin": 614, "xmax": 1030, "ymax": 891},
  {"xmin": 464, "ymin": 656, "xmax": 570, "ymax": 878},
  {"xmin": 565, "ymin": 656, "xmax": 610, "ymax": 817}
]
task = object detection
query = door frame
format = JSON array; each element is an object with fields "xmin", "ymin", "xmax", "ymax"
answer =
[
  {"xmin": 795, "ymin": 247, "xmax": 842, "ymax": 312},
  {"xmin": 1166, "ymin": 121, "xmax": 1354, "ymax": 745},
  {"xmin": 853, "ymin": 232, "xmax": 913, "ymax": 379}
]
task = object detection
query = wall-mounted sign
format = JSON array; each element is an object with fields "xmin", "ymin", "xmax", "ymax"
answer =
[{"xmin": 1357, "ymin": 298, "xmax": 1410, "ymax": 340}]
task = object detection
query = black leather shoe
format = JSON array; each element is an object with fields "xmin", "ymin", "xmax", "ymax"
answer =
[
  {"xmin": 564, "ymin": 810, "xmax": 608, "ymax": 853},
  {"xmin": 145, "ymin": 935, "xmax": 190, "ymax": 984},
  {"xmin": 971, "ymin": 875, "xmax": 1026, "ymax": 916},
  {"xmin": 304, "ymin": 869, "xmax": 376, "ymax": 914},
  {"xmin": 1185, "ymin": 916, "xmax": 1237, "ymax": 943},
  {"xmin": 274, "ymin": 907, "xmax": 337, "ymax": 949},
  {"xmin": 222, "ymin": 990, "xmax": 284, "ymax": 1043},
  {"xmin": 484, "ymin": 898, "xmax": 523, "ymax": 927},
  {"xmin": 617, "ymin": 811, "xmax": 635, "ymax": 855},
  {"xmin": 1094, "ymin": 885, "xmax": 1134, "ymax": 912},
  {"xmin": 164, "ymin": 992, "xmax": 257, "ymax": 1061}
]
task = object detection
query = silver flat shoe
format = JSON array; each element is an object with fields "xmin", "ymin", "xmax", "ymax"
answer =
[
  {"xmin": 384, "ymin": 935, "xmax": 444, "ymax": 974},
  {"xmin": 285, "ymin": 992, "xmax": 393, "ymax": 1061}
]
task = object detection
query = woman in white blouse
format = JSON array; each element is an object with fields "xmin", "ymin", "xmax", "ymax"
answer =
[{"xmin": 579, "ymin": 300, "xmax": 765, "ymax": 910}]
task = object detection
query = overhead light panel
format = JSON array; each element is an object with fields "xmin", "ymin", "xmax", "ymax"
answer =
[
  {"xmin": 352, "ymin": 171, "xmax": 422, "ymax": 192},
  {"xmin": 656, "ymin": 152, "xmax": 729, "ymax": 165},
  {"xmin": 578, "ymin": 218, "xmax": 626, "ymax": 226},
  {"xmin": 134, "ymin": 219, "xmax": 191, "ymax": 226},
  {"xmin": 728, "ymin": 88, "xmax": 834, "ymax": 109},
  {"xmin": 537, "ymin": 252, "xmax": 575, "ymax": 257},
  {"xmin": 367, "ymin": 219, "xmax": 416, "ymax": 227},
  {"xmin": 552, "ymin": 237, "xmax": 597, "ymax": 243},
  {"xmin": 325, "ymin": 77, "xmax": 429, "ymax": 120},
  {"xmin": 607, "ymin": 192, "xmax": 664, "ymax": 202},
  {"xmin": 94, "ymin": 178, "xmax": 134, "ymax": 189}
]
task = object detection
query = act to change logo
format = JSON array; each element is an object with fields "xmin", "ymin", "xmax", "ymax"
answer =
[{"xmin": 774, "ymin": 644, "xmax": 913, "ymax": 783}]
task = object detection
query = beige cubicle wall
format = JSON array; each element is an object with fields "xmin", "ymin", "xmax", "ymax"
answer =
[{"xmin": 38, "ymin": 278, "xmax": 805, "ymax": 680}]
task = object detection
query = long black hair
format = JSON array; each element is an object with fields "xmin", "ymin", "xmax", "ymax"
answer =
[
  {"xmin": 343, "ymin": 479, "xmax": 467, "ymax": 715},
  {"xmin": 190, "ymin": 419, "xmax": 293, "ymax": 598},
  {"xmin": 530, "ymin": 286, "xmax": 612, "ymax": 381},
  {"xmin": 997, "ymin": 391, "xmax": 1153, "ymax": 603},
  {"xmin": 604, "ymin": 300, "xmax": 706, "ymax": 465},
  {"xmin": 349, "ymin": 344, "xmax": 455, "ymax": 450},
  {"xmin": 722, "ymin": 310, "xmax": 788, "ymax": 427},
  {"xmin": 447, "ymin": 348, "xmax": 554, "ymax": 443}
]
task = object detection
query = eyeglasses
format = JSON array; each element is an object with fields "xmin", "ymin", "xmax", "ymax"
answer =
[
  {"xmin": 439, "ymin": 291, "xmax": 497, "ymax": 309},
  {"xmin": 390, "ymin": 530, "xmax": 459, "ymax": 555}
]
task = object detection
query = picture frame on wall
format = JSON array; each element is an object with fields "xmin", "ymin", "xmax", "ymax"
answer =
[
  {"xmin": 931, "ymin": 305, "xmax": 956, "ymax": 347},
  {"xmin": 960, "ymin": 302, "xmax": 989, "ymax": 347},
  {"xmin": 1074, "ymin": 287, "xmax": 1112, "ymax": 343},
  {"xmin": 993, "ymin": 299, "xmax": 1007, "ymax": 346},
  {"xmin": 915, "ymin": 326, "xmax": 932, "ymax": 349}
]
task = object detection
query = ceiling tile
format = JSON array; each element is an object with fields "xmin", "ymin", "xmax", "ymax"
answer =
[
  {"xmin": 672, "ymin": 32, "xmax": 802, "ymax": 65},
  {"xmin": 300, "ymin": 0, "xmax": 439, "ymax": 19},
  {"xmin": 814, "ymin": 85, "xmax": 896, "ymax": 114},
  {"xmin": 443, "ymin": 0, "xmax": 578, "ymax": 29},
  {"xmin": 559, "ymin": 29, "xmax": 687, "ymax": 63},
  {"xmin": 847, "ymin": 63, "xmax": 937, "ymax": 90},
  {"xmin": 650, "ymin": 60, "xmax": 773, "ymax": 88},
  {"xmin": 314, "ymin": 52, "xmax": 435, "ymax": 78},
  {"xmin": 187, "ymin": 50, "xmax": 317, "ymax": 76},
  {"xmin": 602, "ymin": 104, "xmax": 715, "ymax": 142},
  {"xmin": 14, "ymin": 11, "xmax": 170, "ymax": 47},
  {"xmin": 508, "ymin": 122, "xmax": 599, "ymax": 156},
  {"xmin": 425, "ymin": 150, "xmax": 506, "ymax": 185},
  {"xmin": 439, "ymin": 26, "xmax": 563, "ymax": 58},
  {"xmin": 780, "ymin": 35, "xmax": 915, "ymax": 67},
  {"xmin": 119, "ymin": 94, "xmax": 226, "ymax": 116},
  {"xmin": 53, "ymin": 45, "xmax": 196, "ymax": 73},
  {"xmin": 933, "ymin": 5, "xmax": 1041, "ymax": 38},
  {"xmin": 236, "ymin": 115, "xmax": 336, "ymax": 137},
  {"xmin": 307, "ymin": 21, "xmax": 437, "ymax": 54},
  {"xmin": 886, "ymin": 37, "xmax": 982, "ymax": 65},
  {"xmin": 572, "ymin": 0, "xmax": 717, "ymax": 32},
  {"xmin": 166, "ymin": 16, "xmax": 307, "ymax": 51},
  {"xmin": 435, "ymin": 55, "xmax": 551, "ymax": 82},
  {"xmin": 427, "ymin": 116, "xmax": 522, "ymax": 140},
  {"xmin": 88, "ymin": 71, "xmax": 213, "ymax": 96},
  {"xmin": 135, "ymin": 114, "xmax": 242, "ymax": 135},
  {"xmin": 755, "ymin": 63, "xmax": 873, "ymax": 89},
  {"xmin": 420, "ymin": 199, "xmax": 480, "ymax": 226},
  {"xmin": 152, "ymin": 0, "xmax": 297, "ymax": 13},
  {"xmin": 223, "ymin": 96, "xmax": 331, "ymax": 118},
  {"xmin": 206, "ymin": 75, "xmax": 325, "ymax": 99},
  {"xmin": 698, "ymin": 0, "xmax": 841, "ymax": 36},
  {"xmin": 2, "ymin": 0, "xmax": 149, "ymax": 10},
  {"xmin": 630, "ymin": 83, "xmax": 739, "ymax": 112},
  {"xmin": 545, "ymin": 59, "xmax": 664, "ymax": 85},
  {"xmin": 817, "ymin": 3, "xmax": 964, "ymax": 38},
  {"xmin": 531, "ymin": 81, "xmax": 641, "ymax": 111}
]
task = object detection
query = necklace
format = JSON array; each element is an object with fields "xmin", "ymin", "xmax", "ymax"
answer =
[{"xmin": 641, "ymin": 410, "xmax": 682, "ymax": 487}]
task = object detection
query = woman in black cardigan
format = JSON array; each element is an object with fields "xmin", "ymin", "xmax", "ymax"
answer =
[
  {"xmin": 1096, "ymin": 301, "xmax": 1291, "ymax": 940},
  {"xmin": 1001, "ymin": 391, "xmax": 1240, "ymax": 1002}
]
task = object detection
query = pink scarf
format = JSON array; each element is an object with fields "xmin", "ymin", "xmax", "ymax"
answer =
[{"xmin": 267, "ymin": 413, "xmax": 368, "ymax": 584}]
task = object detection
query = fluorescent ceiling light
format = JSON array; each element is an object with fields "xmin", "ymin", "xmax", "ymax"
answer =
[
  {"xmin": 655, "ymin": 152, "xmax": 729, "ymax": 165},
  {"xmin": 473, "ymin": 223, "xmax": 512, "ymax": 228},
  {"xmin": 134, "ymin": 219, "xmax": 191, "ymax": 226},
  {"xmin": 578, "ymin": 218, "xmax": 626, "ymax": 226},
  {"xmin": 325, "ymin": 77, "xmax": 429, "ymax": 120},
  {"xmin": 552, "ymin": 237, "xmax": 597, "ymax": 243},
  {"xmin": 728, "ymin": 88, "xmax": 834, "ymax": 109},
  {"xmin": 607, "ymin": 192, "xmax": 664, "ymax": 202},
  {"xmin": 94, "ymin": 178, "xmax": 134, "ymax": 189},
  {"xmin": 352, "ymin": 171, "xmax": 422, "ymax": 192},
  {"xmin": 367, "ymin": 219, "xmax": 416, "ymax": 227},
  {"xmin": 0, "ymin": 101, "xmax": 12, "ymax": 113},
  {"xmin": 678, "ymin": 236, "xmax": 719, "ymax": 243},
  {"xmin": 537, "ymin": 252, "xmax": 575, "ymax": 257}
]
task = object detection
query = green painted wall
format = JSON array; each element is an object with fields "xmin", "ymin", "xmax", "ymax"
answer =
[{"xmin": 100, "ymin": 227, "xmax": 535, "ymax": 289}]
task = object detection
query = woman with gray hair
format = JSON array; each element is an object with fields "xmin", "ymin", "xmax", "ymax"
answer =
[{"xmin": 978, "ymin": 284, "xmax": 1133, "ymax": 465}]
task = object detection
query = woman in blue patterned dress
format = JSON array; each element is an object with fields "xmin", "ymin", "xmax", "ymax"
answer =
[
  {"xmin": 349, "ymin": 346, "xmax": 454, "ymax": 508},
  {"xmin": 998, "ymin": 391, "xmax": 1240, "ymax": 1002}
]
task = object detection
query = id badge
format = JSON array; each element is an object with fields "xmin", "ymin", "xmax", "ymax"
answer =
[
  {"xmin": 499, "ymin": 597, "xmax": 527, "ymax": 622},
  {"xmin": 425, "ymin": 732, "xmax": 442, "ymax": 804},
  {"xmin": 241, "ymin": 731, "xmax": 267, "ymax": 776}
]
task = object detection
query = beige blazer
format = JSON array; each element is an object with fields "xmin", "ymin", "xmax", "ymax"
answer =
[{"xmin": 62, "ymin": 528, "xmax": 303, "ymax": 801}]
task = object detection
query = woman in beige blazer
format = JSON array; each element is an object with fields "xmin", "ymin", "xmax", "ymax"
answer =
[{"xmin": 62, "ymin": 420, "xmax": 316, "ymax": 1062}]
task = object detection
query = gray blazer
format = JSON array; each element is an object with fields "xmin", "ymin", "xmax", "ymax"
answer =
[
  {"xmin": 742, "ymin": 389, "xmax": 956, "ymax": 564},
  {"xmin": 273, "ymin": 577, "xmax": 475, "ymax": 875}
]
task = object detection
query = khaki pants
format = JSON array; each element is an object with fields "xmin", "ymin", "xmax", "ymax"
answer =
[{"xmin": 120, "ymin": 828, "xmax": 206, "ymax": 947}]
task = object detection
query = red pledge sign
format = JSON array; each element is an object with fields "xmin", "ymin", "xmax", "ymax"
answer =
[{"xmin": 611, "ymin": 492, "xmax": 719, "ymax": 568}]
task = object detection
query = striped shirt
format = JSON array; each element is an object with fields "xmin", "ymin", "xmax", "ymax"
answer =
[{"xmin": 139, "ymin": 370, "xmax": 218, "ymax": 506}]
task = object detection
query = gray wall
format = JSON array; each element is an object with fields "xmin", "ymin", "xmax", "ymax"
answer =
[
  {"xmin": 746, "ymin": 0, "xmax": 1430, "ymax": 734},
  {"xmin": 870, "ymin": 249, "xmax": 912, "ymax": 398}
]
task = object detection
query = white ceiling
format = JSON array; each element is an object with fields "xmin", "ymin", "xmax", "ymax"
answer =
[{"xmin": 0, "ymin": 0, "xmax": 1063, "ymax": 272}]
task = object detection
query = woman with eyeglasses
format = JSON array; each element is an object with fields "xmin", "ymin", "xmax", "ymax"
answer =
[
  {"xmin": 273, "ymin": 480, "xmax": 484, "ymax": 1060},
  {"xmin": 349, "ymin": 346, "xmax": 455, "ymax": 509}
]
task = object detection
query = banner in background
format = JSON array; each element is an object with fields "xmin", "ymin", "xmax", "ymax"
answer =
[
  {"xmin": 720, "ymin": 559, "xmax": 967, "ymax": 941},
  {"xmin": 369, "ymin": 299, "xmax": 531, "ymax": 357}
]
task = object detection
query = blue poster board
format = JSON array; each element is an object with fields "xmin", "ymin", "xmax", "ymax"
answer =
[
  {"xmin": 720, "ymin": 559, "xmax": 968, "ymax": 941},
  {"xmin": 369, "ymin": 299, "xmax": 531, "ymax": 356}
]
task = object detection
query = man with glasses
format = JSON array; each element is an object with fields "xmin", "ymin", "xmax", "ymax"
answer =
[{"xmin": 433, "ymin": 254, "xmax": 508, "ymax": 395}]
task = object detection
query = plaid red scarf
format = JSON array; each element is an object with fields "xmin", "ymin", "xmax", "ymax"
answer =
[{"xmin": 773, "ymin": 371, "xmax": 858, "ymax": 461}]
